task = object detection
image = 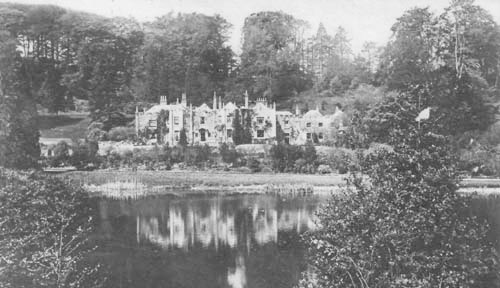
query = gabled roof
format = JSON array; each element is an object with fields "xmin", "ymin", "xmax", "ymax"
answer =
[
  {"xmin": 302, "ymin": 109, "xmax": 323, "ymax": 119},
  {"xmin": 223, "ymin": 102, "xmax": 238, "ymax": 111},
  {"xmin": 195, "ymin": 103, "xmax": 212, "ymax": 112},
  {"xmin": 145, "ymin": 103, "xmax": 187, "ymax": 114},
  {"xmin": 276, "ymin": 111, "xmax": 293, "ymax": 116}
]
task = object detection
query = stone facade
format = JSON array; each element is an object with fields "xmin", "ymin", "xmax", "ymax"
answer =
[{"xmin": 135, "ymin": 92, "xmax": 346, "ymax": 146}]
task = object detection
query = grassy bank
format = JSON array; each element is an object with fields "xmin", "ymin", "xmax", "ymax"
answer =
[
  {"xmin": 38, "ymin": 114, "xmax": 90, "ymax": 139},
  {"xmin": 66, "ymin": 170, "xmax": 345, "ymax": 187}
]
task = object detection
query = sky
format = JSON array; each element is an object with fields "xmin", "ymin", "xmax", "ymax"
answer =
[{"xmin": 8, "ymin": 0, "xmax": 500, "ymax": 53}]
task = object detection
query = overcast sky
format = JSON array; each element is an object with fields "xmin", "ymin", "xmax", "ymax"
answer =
[{"xmin": 8, "ymin": 0, "xmax": 500, "ymax": 53}]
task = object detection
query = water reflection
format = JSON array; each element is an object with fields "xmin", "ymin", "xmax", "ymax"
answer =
[{"xmin": 97, "ymin": 193, "xmax": 324, "ymax": 288}]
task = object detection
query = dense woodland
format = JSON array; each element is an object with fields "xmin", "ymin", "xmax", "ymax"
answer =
[{"xmin": 1, "ymin": 0, "xmax": 500, "ymax": 169}]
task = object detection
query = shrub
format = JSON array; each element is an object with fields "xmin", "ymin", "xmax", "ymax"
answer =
[
  {"xmin": 107, "ymin": 126, "xmax": 135, "ymax": 142},
  {"xmin": 48, "ymin": 141, "xmax": 71, "ymax": 167},
  {"xmin": 70, "ymin": 140, "xmax": 99, "ymax": 170},
  {"xmin": 300, "ymin": 92, "xmax": 498, "ymax": 287},
  {"xmin": 246, "ymin": 157, "xmax": 261, "ymax": 173},
  {"xmin": 219, "ymin": 143, "xmax": 240, "ymax": 166},
  {"xmin": 270, "ymin": 143, "xmax": 303, "ymax": 172},
  {"xmin": 0, "ymin": 168, "xmax": 101, "ymax": 287}
]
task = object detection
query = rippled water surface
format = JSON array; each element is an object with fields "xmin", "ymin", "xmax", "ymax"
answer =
[{"xmin": 94, "ymin": 193, "xmax": 327, "ymax": 288}]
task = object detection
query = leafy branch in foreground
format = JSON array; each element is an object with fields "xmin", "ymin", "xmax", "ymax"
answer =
[{"xmin": 0, "ymin": 169, "xmax": 105, "ymax": 287}]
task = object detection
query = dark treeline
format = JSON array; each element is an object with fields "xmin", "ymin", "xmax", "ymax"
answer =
[{"xmin": 1, "ymin": 0, "xmax": 500, "ymax": 170}]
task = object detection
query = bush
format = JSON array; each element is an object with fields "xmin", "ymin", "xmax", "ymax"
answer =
[
  {"xmin": 48, "ymin": 141, "xmax": 71, "ymax": 167},
  {"xmin": 0, "ymin": 168, "xmax": 101, "ymax": 287},
  {"xmin": 107, "ymin": 126, "xmax": 135, "ymax": 142},
  {"xmin": 219, "ymin": 143, "xmax": 240, "ymax": 166},
  {"xmin": 300, "ymin": 93, "xmax": 498, "ymax": 287},
  {"xmin": 270, "ymin": 143, "xmax": 318, "ymax": 173},
  {"xmin": 70, "ymin": 140, "xmax": 99, "ymax": 170},
  {"xmin": 246, "ymin": 157, "xmax": 261, "ymax": 173}
]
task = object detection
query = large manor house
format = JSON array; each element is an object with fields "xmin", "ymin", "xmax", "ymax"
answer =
[{"xmin": 135, "ymin": 92, "xmax": 346, "ymax": 146}]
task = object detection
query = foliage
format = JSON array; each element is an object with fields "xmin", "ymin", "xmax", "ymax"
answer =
[
  {"xmin": 0, "ymin": 23, "xmax": 40, "ymax": 169},
  {"xmin": 69, "ymin": 140, "xmax": 99, "ymax": 170},
  {"xmin": 178, "ymin": 128, "xmax": 188, "ymax": 147},
  {"xmin": 107, "ymin": 126, "xmax": 135, "ymax": 142},
  {"xmin": 219, "ymin": 143, "xmax": 239, "ymax": 166},
  {"xmin": 0, "ymin": 168, "xmax": 102, "ymax": 287},
  {"xmin": 133, "ymin": 13, "xmax": 234, "ymax": 104},
  {"xmin": 270, "ymin": 143, "xmax": 318, "ymax": 173},
  {"xmin": 237, "ymin": 11, "xmax": 313, "ymax": 104},
  {"xmin": 377, "ymin": 2, "xmax": 500, "ymax": 136},
  {"xmin": 300, "ymin": 91, "xmax": 499, "ymax": 287},
  {"xmin": 156, "ymin": 109, "xmax": 169, "ymax": 144},
  {"xmin": 232, "ymin": 109, "xmax": 245, "ymax": 145},
  {"xmin": 48, "ymin": 140, "xmax": 71, "ymax": 167}
]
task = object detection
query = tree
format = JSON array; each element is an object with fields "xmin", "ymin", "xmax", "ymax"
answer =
[
  {"xmin": 232, "ymin": 109, "xmax": 244, "ymax": 145},
  {"xmin": 238, "ymin": 11, "xmax": 312, "ymax": 105},
  {"xmin": 377, "ymin": 2, "xmax": 499, "ymax": 136},
  {"xmin": 378, "ymin": 7, "xmax": 436, "ymax": 90},
  {"xmin": 299, "ymin": 91, "xmax": 498, "ymax": 287},
  {"xmin": 133, "ymin": 13, "xmax": 234, "ymax": 104},
  {"xmin": 242, "ymin": 109, "xmax": 253, "ymax": 144},
  {"xmin": 179, "ymin": 128, "xmax": 188, "ymax": 147},
  {"xmin": 156, "ymin": 109, "xmax": 169, "ymax": 144},
  {"xmin": 0, "ymin": 22, "xmax": 40, "ymax": 169}
]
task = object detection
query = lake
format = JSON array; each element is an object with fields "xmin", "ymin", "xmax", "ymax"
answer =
[
  {"xmin": 92, "ymin": 190, "xmax": 500, "ymax": 288},
  {"xmin": 94, "ymin": 192, "xmax": 327, "ymax": 288}
]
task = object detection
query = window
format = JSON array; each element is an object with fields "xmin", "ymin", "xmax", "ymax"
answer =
[
  {"xmin": 284, "ymin": 133, "xmax": 290, "ymax": 144},
  {"xmin": 284, "ymin": 120, "xmax": 289, "ymax": 125},
  {"xmin": 318, "ymin": 132, "xmax": 324, "ymax": 140},
  {"xmin": 200, "ymin": 116, "xmax": 205, "ymax": 124},
  {"xmin": 174, "ymin": 116, "xmax": 180, "ymax": 125},
  {"xmin": 227, "ymin": 116, "xmax": 232, "ymax": 123},
  {"xmin": 227, "ymin": 129, "xmax": 233, "ymax": 138},
  {"xmin": 175, "ymin": 131, "xmax": 180, "ymax": 141},
  {"xmin": 195, "ymin": 133, "xmax": 198, "ymax": 137},
  {"xmin": 149, "ymin": 120, "xmax": 156, "ymax": 127},
  {"xmin": 306, "ymin": 122, "xmax": 311, "ymax": 127},
  {"xmin": 257, "ymin": 130, "xmax": 264, "ymax": 138},
  {"xmin": 319, "ymin": 122, "xmax": 323, "ymax": 127},
  {"xmin": 306, "ymin": 133, "xmax": 312, "ymax": 140},
  {"xmin": 257, "ymin": 117, "xmax": 264, "ymax": 124}
]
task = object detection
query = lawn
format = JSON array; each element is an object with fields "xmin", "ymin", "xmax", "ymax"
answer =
[
  {"xmin": 66, "ymin": 170, "xmax": 346, "ymax": 187},
  {"xmin": 37, "ymin": 114, "xmax": 91, "ymax": 139}
]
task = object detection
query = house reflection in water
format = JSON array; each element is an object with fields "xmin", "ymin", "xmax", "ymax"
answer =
[
  {"xmin": 98, "ymin": 194, "xmax": 323, "ymax": 288},
  {"xmin": 136, "ymin": 196, "xmax": 317, "ymax": 250}
]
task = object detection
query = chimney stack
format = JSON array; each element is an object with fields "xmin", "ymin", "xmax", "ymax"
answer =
[
  {"xmin": 295, "ymin": 103, "xmax": 300, "ymax": 115},
  {"xmin": 181, "ymin": 92, "xmax": 187, "ymax": 106},
  {"xmin": 244, "ymin": 90, "xmax": 249, "ymax": 108},
  {"xmin": 213, "ymin": 91, "xmax": 217, "ymax": 110},
  {"xmin": 219, "ymin": 96, "xmax": 222, "ymax": 109}
]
